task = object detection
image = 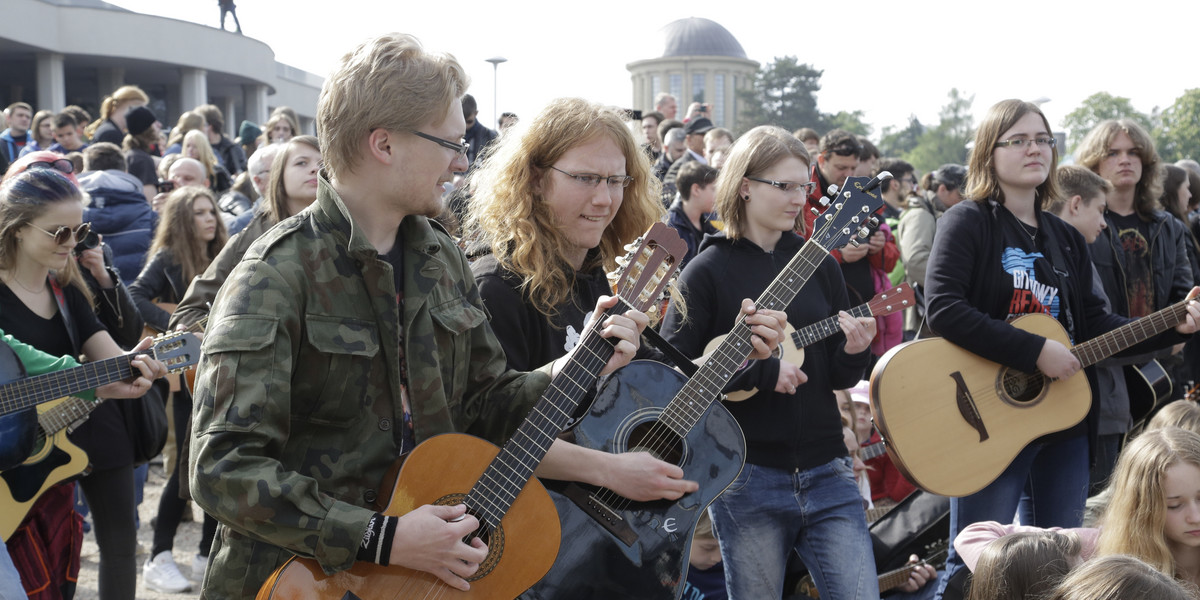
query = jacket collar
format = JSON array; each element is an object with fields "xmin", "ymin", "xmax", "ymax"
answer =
[{"xmin": 312, "ymin": 173, "xmax": 444, "ymax": 263}]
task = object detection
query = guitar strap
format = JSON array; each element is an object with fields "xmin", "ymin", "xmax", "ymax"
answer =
[
  {"xmin": 48, "ymin": 276, "xmax": 80, "ymax": 355},
  {"xmin": 642, "ymin": 326, "xmax": 698, "ymax": 378}
]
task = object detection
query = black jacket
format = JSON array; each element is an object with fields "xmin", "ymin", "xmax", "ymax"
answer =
[
  {"xmin": 129, "ymin": 249, "xmax": 187, "ymax": 333},
  {"xmin": 1089, "ymin": 209, "xmax": 1194, "ymax": 318},
  {"xmin": 661, "ymin": 231, "xmax": 870, "ymax": 471}
]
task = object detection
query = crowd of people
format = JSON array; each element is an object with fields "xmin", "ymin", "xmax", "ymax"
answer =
[{"xmin": 1, "ymin": 29, "xmax": 1199, "ymax": 600}]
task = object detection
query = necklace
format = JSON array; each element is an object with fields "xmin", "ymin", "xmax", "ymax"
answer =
[
  {"xmin": 2, "ymin": 273, "xmax": 46, "ymax": 295},
  {"xmin": 1016, "ymin": 219, "xmax": 1038, "ymax": 242}
]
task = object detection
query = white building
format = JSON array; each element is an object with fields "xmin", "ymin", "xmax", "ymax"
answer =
[
  {"xmin": 1, "ymin": 0, "xmax": 322, "ymax": 137},
  {"xmin": 627, "ymin": 17, "xmax": 758, "ymax": 129}
]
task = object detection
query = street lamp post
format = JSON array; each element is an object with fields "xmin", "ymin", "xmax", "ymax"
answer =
[{"xmin": 485, "ymin": 56, "xmax": 507, "ymax": 129}]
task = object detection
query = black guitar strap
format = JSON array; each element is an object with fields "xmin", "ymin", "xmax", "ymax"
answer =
[
  {"xmin": 642, "ymin": 326, "xmax": 698, "ymax": 378},
  {"xmin": 1039, "ymin": 217, "xmax": 1077, "ymax": 343}
]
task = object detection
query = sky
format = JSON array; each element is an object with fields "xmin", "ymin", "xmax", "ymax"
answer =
[{"xmin": 106, "ymin": 0, "xmax": 1198, "ymax": 137}]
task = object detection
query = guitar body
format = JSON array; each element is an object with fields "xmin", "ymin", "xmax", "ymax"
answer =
[
  {"xmin": 0, "ymin": 342, "xmax": 34, "ymax": 470},
  {"xmin": 0, "ymin": 397, "xmax": 90, "ymax": 540},
  {"xmin": 1126, "ymin": 359, "xmax": 1172, "ymax": 424},
  {"xmin": 869, "ymin": 313, "xmax": 1091, "ymax": 497},
  {"xmin": 258, "ymin": 433, "xmax": 560, "ymax": 600},
  {"xmin": 526, "ymin": 360, "xmax": 746, "ymax": 600},
  {"xmin": 705, "ymin": 323, "xmax": 803, "ymax": 402}
]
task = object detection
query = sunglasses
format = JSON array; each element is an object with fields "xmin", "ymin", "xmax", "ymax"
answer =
[
  {"xmin": 29, "ymin": 222, "xmax": 91, "ymax": 246},
  {"xmin": 25, "ymin": 158, "xmax": 75, "ymax": 176}
]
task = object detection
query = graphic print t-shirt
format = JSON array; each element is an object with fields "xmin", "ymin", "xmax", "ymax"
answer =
[
  {"xmin": 1109, "ymin": 211, "xmax": 1154, "ymax": 318},
  {"xmin": 998, "ymin": 214, "xmax": 1065, "ymax": 333}
]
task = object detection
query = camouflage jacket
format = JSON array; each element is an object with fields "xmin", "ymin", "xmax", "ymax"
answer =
[{"xmin": 189, "ymin": 176, "xmax": 552, "ymax": 599}]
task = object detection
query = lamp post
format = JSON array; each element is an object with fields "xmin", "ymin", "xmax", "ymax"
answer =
[{"xmin": 485, "ymin": 56, "xmax": 507, "ymax": 129}]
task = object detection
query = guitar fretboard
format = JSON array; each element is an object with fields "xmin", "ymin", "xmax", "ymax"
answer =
[
  {"xmin": 38, "ymin": 396, "xmax": 100, "ymax": 435},
  {"xmin": 661, "ymin": 241, "xmax": 831, "ymax": 435},
  {"xmin": 1072, "ymin": 297, "xmax": 1193, "ymax": 367},
  {"xmin": 465, "ymin": 299, "xmax": 629, "ymax": 530},
  {"xmin": 0, "ymin": 354, "xmax": 138, "ymax": 417},
  {"xmin": 790, "ymin": 303, "xmax": 874, "ymax": 350}
]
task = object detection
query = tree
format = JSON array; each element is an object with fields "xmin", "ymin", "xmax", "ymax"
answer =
[
  {"xmin": 1155, "ymin": 89, "xmax": 1200, "ymax": 162},
  {"xmin": 1060, "ymin": 92, "xmax": 1152, "ymax": 154},
  {"xmin": 903, "ymin": 89, "xmax": 975, "ymax": 173},
  {"xmin": 823, "ymin": 110, "xmax": 871, "ymax": 137},
  {"xmin": 736, "ymin": 57, "xmax": 825, "ymax": 134},
  {"xmin": 878, "ymin": 116, "xmax": 925, "ymax": 158}
]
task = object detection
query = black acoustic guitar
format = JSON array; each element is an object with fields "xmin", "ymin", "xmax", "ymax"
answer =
[{"xmin": 524, "ymin": 175, "xmax": 887, "ymax": 599}]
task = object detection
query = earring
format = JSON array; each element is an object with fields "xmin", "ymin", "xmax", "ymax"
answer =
[{"xmin": 743, "ymin": 195, "xmax": 750, "ymax": 201}]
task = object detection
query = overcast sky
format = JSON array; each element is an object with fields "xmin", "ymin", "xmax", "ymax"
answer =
[{"xmin": 108, "ymin": 0, "xmax": 1198, "ymax": 136}]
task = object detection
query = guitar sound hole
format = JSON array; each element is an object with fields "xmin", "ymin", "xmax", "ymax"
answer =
[
  {"xmin": 627, "ymin": 421, "xmax": 684, "ymax": 466},
  {"xmin": 433, "ymin": 493, "xmax": 505, "ymax": 581},
  {"xmin": 999, "ymin": 369, "xmax": 1046, "ymax": 405}
]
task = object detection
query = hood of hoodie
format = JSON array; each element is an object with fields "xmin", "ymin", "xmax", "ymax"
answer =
[{"xmin": 80, "ymin": 169, "xmax": 147, "ymax": 200}]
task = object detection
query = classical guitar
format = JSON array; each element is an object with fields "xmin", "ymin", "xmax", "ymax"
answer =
[
  {"xmin": 255, "ymin": 223, "xmax": 687, "ymax": 600},
  {"xmin": 0, "ymin": 331, "xmax": 200, "ymax": 540},
  {"xmin": 705, "ymin": 283, "xmax": 915, "ymax": 401},
  {"xmin": 526, "ymin": 175, "xmax": 888, "ymax": 599},
  {"xmin": 870, "ymin": 289, "xmax": 1199, "ymax": 497}
]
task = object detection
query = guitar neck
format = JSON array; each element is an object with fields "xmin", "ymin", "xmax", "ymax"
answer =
[
  {"xmin": 663, "ymin": 241, "xmax": 831, "ymax": 433},
  {"xmin": 878, "ymin": 562, "xmax": 920, "ymax": 594},
  {"xmin": 466, "ymin": 298, "xmax": 629, "ymax": 529},
  {"xmin": 1071, "ymin": 297, "xmax": 1192, "ymax": 367},
  {"xmin": 860, "ymin": 440, "xmax": 886, "ymax": 461},
  {"xmin": 0, "ymin": 353, "xmax": 137, "ymax": 419},
  {"xmin": 790, "ymin": 303, "xmax": 874, "ymax": 350}
]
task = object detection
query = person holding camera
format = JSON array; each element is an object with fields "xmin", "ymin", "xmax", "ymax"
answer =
[{"xmin": 78, "ymin": 143, "xmax": 158, "ymax": 282}]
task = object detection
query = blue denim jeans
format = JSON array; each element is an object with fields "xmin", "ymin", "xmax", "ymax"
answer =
[
  {"xmin": 933, "ymin": 435, "xmax": 1088, "ymax": 600},
  {"xmin": 0, "ymin": 541, "xmax": 24, "ymax": 600},
  {"xmin": 709, "ymin": 457, "xmax": 879, "ymax": 600}
]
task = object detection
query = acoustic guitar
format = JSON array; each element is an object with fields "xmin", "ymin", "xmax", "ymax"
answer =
[
  {"xmin": 526, "ymin": 175, "xmax": 888, "ymax": 599},
  {"xmin": 870, "ymin": 289, "xmax": 1199, "ymax": 497},
  {"xmin": 705, "ymin": 283, "xmax": 915, "ymax": 401},
  {"xmin": 1126, "ymin": 358, "xmax": 1172, "ymax": 424},
  {"xmin": 795, "ymin": 543, "xmax": 947, "ymax": 599},
  {"xmin": 255, "ymin": 223, "xmax": 687, "ymax": 600},
  {"xmin": 0, "ymin": 331, "xmax": 200, "ymax": 539}
]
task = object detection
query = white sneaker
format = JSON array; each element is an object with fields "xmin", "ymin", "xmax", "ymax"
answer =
[
  {"xmin": 143, "ymin": 551, "xmax": 192, "ymax": 593},
  {"xmin": 190, "ymin": 554, "xmax": 208, "ymax": 581}
]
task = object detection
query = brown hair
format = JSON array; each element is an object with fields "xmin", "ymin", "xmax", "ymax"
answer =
[
  {"xmin": 86, "ymin": 85, "xmax": 148, "ymax": 138},
  {"xmin": 264, "ymin": 135, "xmax": 320, "ymax": 222},
  {"xmin": 714, "ymin": 126, "xmax": 811, "ymax": 239},
  {"xmin": 1076, "ymin": 119, "xmax": 1163, "ymax": 220},
  {"xmin": 1046, "ymin": 165, "xmax": 1112, "ymax": 214},
  {"xmin": 0, "ymin": 169, "xmax": 94, "ymax": 306},
  {"xmin": 148, "ymin": 186, "xmax": 228, "ymax": 284},
  {"xmin": 166, "ymin": 111, "xmax": 207, "ymax": 150},
  {"xmin": 965, "ymin": 99, "xmax": 1061, "ymax": 208},
  {"xmin": 966, "ymin": 530, "xmax": 1080, "ymax": 600},
  {"xmin": 1045, "ymin": 554, "xmax": 1194, "ymax": 600}
]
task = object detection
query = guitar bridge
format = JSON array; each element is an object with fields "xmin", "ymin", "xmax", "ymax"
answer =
[
  {"xmin": 563, "ymin": 483, "xmax": 638, "ymax": 547},
  {"xmin": 951, "ymin": 371, "xmax": 989, "ymax": 442}
]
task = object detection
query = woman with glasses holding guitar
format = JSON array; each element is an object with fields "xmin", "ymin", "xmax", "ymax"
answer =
[
  {"xmin": 0, "ymin": 167, "xmax": 169, "ymax": 599},
  {"xmin": 921, "ymin": 99, "xmax": 1200, "ymax": 599}
]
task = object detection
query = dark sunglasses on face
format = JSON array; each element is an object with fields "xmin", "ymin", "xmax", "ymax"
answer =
[
  {"xmin": 30, "ymin": 222, "xmax": 91, "ymax": 246},
  {"xmin": 827, "ymin": 145, "xmax": 859, "ymax": 157},
  {"xmin": 26, "ymin": 158, "xmax": 75, "ymax": 175}
]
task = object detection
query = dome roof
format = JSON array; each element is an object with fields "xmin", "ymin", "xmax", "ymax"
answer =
[{"xmin": 660, "ymin": 18, "xmax": 747, "ymax": 59}]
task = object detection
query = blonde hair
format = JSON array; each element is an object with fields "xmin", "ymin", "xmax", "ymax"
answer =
[
  {"xmin": 1047, "ymin": 165, "xmax": 1113, "ymax": 214},
  {"xmin": 966, "ymin": 530, "xmax": 1081, "ymax": 600},
  {"xmin": 182, "ymin": 130, "xmax": 218, "ymax": 183},
  {"xmin": 148, "ymin": 186, "xmax": 227, "ymax": 284},
  {"xmin": 317, "ymin": 32, "xmax": 468, "ymax": 179},
  {"xmin": 87, "ymin": 85, "xmax": 148, "ymax": 138},
  {"xmin": 1098, "ymin": 427, "xmax": 1200, "ymax": 577},
  {"xmin": 1076, "ymin": 119, "xmax": 1163, "ymax": 220},
  {"xmin": 1148, "ymin": 401, "xmax": 1200, "ymax": 435},
  {"xmin": 965, "ymin": 99, "xmax": 1061, "ymax": 208},
  {"xmin": 167, "ymin": 111, "xmax": 207, "ymax": 149},
  {"xmin": 463, "ymin": 98, "xmax": 663, "ymax": 318},
  {"xmin": 1045, "ymin": 554, "xmax": 1194, "ymax": 600},
  {"xmin": 714, "ymin": 126, "xmax": 811, "ymax": 239},
  {"xmin": 264, "ymin": 112, "xmax": 299, "ymax": 143}
]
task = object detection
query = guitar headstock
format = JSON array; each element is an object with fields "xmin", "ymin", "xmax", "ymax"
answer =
[
  {"xmin": 150, "ymin": 331, "xmax": 202, "ymax": 373},
  {"xmin": 610, "ymin": 222, "xmax": 687, "ymax": 313},
  {"xmin": 810, "ymin": 174, "xmax": 888, "ymax": 251},
  {"xmin": 867, "ymin": 283, "xmax": 916, "ymax": 317}
]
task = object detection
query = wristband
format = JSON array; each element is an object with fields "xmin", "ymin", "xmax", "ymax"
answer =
[{"xmin": 357, "ymin": 513, "xmax": 398, "ymax": 566}]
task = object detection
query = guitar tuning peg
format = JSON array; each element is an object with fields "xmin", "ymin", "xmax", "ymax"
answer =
[
  {"xmin": 857, "ymin": 226, "xmax": 871, "ymax": 238},
  {"xmin": 848, "ymin": 238, "xmax": 861, "ymax": 247},
  {"xmin": 623, "ymin": 242, "xmax": 637, "ymax": 252},
  {"xmin": 868, "ymin": 216, "xmax": 881, "ymax": 226},
  {"xmin": 825, "ymin": 184, "xmax": 839, "ymax": 197},
  {"xmin": 614, "ymin": 256, "xmax": 629, "ymax": 267},
  {"xmin": 818, "ymin": 197, "xmax": 831, "ymax": 207},
  {"xmin": 810, "ymin": 207, "xmax": 821, "ymax": 216}
]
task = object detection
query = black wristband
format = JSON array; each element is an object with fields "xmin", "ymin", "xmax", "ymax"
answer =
[{"xmin": 357, "ymin": 513, "xmax": 398, "ymax": 566}]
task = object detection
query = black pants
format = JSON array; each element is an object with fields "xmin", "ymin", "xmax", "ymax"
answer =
[
  {"xmin": 77, "ymin": 465, "xmax": 136, "ymax": 600},
  {"xmin": 150, "ymin": 388, "xmax": 218, "ymax": 558}
]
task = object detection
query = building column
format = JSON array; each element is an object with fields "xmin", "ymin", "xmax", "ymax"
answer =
[
  {"xmin": 35, "ymin": 53, "xmax": 66, "ymax": 111},
  {"xmin": 179, "ymin": 68, "xmax": 208, "ymax": 114},
  {"xmin": 222, "ymin": 97, "xmax": 237, "ymax": 138},
  {"xmin": 243, "ymin": 84, "xmax": 268, "ymax": 127}
]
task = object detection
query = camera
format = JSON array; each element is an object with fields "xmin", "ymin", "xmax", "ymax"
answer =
[
  {"xmin": 74, "ymin": 230, "xmax": 100, "ymax": 256},
  {"xmin": 155, "ymin": 180, "xmax": 175, "ymax": 194}
]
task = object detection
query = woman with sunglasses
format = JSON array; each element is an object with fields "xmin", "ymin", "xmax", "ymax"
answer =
[
  {"xmin": 925, "ymin": 99, "xmax": 1200, "ymax": 599},
  {"xmin": 169, "ymin": 135, "xmax": 320, "ymax": 331},
  {"xmin": 0, "ymin": 167, "xmax": 169, "ymax": 600},
  {"xmin": 658, "ymin": 125, "xmax": 881, "ymax": 600}
]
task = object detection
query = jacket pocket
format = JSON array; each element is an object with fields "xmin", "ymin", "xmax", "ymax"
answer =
[
  {"xmin": 429, "ymin": 297, "xmax": 487, "ymax": 403},
  {"xmin": 196, "ymin": 314, "xmax": 279, "ymax": 433},
  {"xmin": 298, "ymin": 315, "xmax": 380, "ymax": 427}
]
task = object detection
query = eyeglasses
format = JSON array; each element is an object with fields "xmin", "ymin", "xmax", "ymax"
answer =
[
  {"xmin": 747, "ymin": 176, "xmax": 817, "ymax": 195},
  {"xmin": 826, "ymin": 145, "xmax": 860, "ymax": 157},
  {"xmin": 29, "ymin": 222, "xmax": 91, "ymax": 246},
  {"xmin": 410, "ymin": 130, "xmax": 470, "ymax": 159},
  {"xmin": 25, "ymin": 158, "xmax": 75, "ymax": 176},
  {"xmin": 995, "ymin": 137, "xmax": 1057, "ymax": 149},
  {"xmin": 550, "ymin": 166, "xmax": 634, "ymax": 189}
]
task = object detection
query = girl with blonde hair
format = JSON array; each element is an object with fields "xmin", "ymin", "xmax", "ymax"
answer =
[
  {"xmin": 181, "ymin": 129, "xmax": 231, "ymax": 194},
  {"xmin": 87, "ymin": 84, "xmax": 149, "ymax": 145},
  {"xmin": 164, "ymin": 111, "xmax": 207, "ymax": 156}
]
